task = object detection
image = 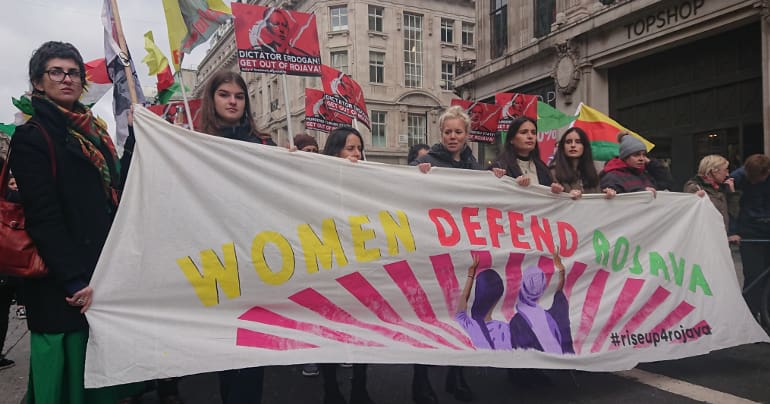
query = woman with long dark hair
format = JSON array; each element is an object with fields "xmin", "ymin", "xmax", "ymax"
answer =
[
  {"xmin": 199, "ymin": 69, "xmax": 273, "ymax": 404},
  {"xmin": 489, "ymin": 116, "xmax": 553, "ymax": 187},
  {"xmin": 550, "ymin": 127, "xmax": 615, "ymax": 199}
]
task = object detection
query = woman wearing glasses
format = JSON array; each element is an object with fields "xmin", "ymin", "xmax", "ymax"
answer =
[{"xmin": 9, "ymin": 42, "xmax": 138, "ymax": 403}]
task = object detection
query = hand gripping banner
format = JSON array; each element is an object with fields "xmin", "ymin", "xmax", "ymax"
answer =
[{"xmin": 84, "ymin": 107, "xmax": 768, "ymax": 387}]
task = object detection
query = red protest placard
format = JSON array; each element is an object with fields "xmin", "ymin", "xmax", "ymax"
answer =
[
  {"xmin": 233, "ymin": 3, "xmax": 321, "ymax": 76},
  {"xmin": 495, "ymin": 93, "xmax": 538, "ymax": 133},
  {"xmin": 305, "ymin": 88, "xmax": 353, "ymax": 133},
  {"xmin": 320, "ymin": 65, "xmax": 370, "ymax": 129},
  {"xmin": 450, "ymin": 99, "xmax": 501, "ymax": 143}
]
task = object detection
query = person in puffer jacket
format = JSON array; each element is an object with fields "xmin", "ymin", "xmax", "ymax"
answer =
[{"xmin": 600, "ymin": 132, "xmax": 665, "ymax": 194}]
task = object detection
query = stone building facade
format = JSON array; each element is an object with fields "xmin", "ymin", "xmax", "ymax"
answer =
[
  {"xmin": 456, "ymin": 0, "xmax": 770, "ymax": 187},
  {"xmin": 194, "ymin": 0, "xmax": 476, "ymax": 164}
]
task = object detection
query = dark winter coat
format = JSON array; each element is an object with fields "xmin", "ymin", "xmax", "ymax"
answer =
[
  {"xmin": 489, "ymin": 154, "xmax": 552, "ymax": 186},
  {"xmin": 410, "ymin": 143, "xmax": 480, "ymax": 170},
  {"xmin": 8, "ymin": 98, "xmax": 131, "ymax": 333},
  {"xmin": 599, "ymin": 158, "xmax": 656, "ymax": 194}
]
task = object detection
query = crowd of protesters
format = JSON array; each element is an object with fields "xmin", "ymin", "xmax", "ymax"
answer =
[{"xmin": 2, "ymin": 41, "xmax": 769, "ymax": 404}]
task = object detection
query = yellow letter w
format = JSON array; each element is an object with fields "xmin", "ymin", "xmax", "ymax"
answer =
[{"xmin": 176, "ymin": 242, "xmax": 241, "ymax": 307}]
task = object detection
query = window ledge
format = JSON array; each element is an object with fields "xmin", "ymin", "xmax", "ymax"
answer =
[
  {"xmin": 461, "ymin": 45, "xmax": 475, "ymax": 50},
  {"xmin": 368, "ymin": 31, "xmax": 387, "ymax": 39},
  {"xmin": 440, "ymin": 43, "xmax": 458, "ymax": 49},
  {"xmin": 327, "ymin": 30, "xmax": 349, "ymax": 38}
]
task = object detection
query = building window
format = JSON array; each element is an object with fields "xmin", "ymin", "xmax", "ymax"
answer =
[
  {"xmin": 269, "ymin": 81, "xmax": 279, "ymax": 112},
  {"xmin": 407, "ymin": 113, "xmax": 426, "ymax": 146},
  {"xmin": 369, "ymin": 51, "xmax": 384, "ymax": 84},
  {"xmin": 368, "ymin": 5, "xmax": 383, "ymax": 32},
  {"xmin": 441, "ymin": 62, "xmax": 454, "ymax": 90},
  {"xmin": 534, "ymin": 0, "xmax": 556, "ymax": 38},
  {"xmin": 462, "ymin": 22, "xmax": 474, "ymax": 47},
  {"xmin": 403, "ymin": 13, "xmax": 423, "ymax": 88},
  {"xmin": 330, "ymin": 6, "xmax": 348, "ymax": 31},
  {"xmin": 440, "ymin": 19, "xmax": 454, "ymax": 43},
  {"xmin": 491, "ymin": 0, "xmax": 508, "ymax": 58},
  {"xmin": 371, "ymin": 111, "xmax": 386, "ymax": 147},
  {"xmin": 331, "ymin": 50, "xmax": 349, "ymax": 74}
]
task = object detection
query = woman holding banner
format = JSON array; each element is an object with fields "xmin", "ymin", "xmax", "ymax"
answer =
[
  {"xmin": 549, "ymin": 127, "xmax": 616, "ymax": 199},
  {"xmin": 319, "ymin": 126, "xmax": 373, "ymax": 404},
  {"xmin": 411, "ymin": 105, "xmax": 505, "ymax": 403},
  {"xmin": 489, "ymin": 116, "xmax": 554, "ymax": 188},
  {"xmin": 9, "ymin": 41, "xmax": 139, "ymax": 404},
  {"xmin": 198, "ymin": 69, "xmax": 274, "ymax": 404}
]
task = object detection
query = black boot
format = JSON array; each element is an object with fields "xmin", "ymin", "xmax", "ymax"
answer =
[
  {"xmin": 349, "ymin": 364, "xmax": 374, "ymax": 404},
  {"xmin": 412, "ymin": 364, "xmax": 438, "ymax": 404},
  {"xmin": 444, "ymin": 366, "xmax": 473, "ymax": 402}
]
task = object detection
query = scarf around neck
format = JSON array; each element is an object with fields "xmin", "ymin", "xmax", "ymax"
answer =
[{"xmin": 37, "ymin": 94, "xmax": 120, "ymax": 206}]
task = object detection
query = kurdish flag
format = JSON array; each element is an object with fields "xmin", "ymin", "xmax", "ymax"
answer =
[
  {"xmin": 163, "ymin": 0, "xmax": 232, "ymax": 72},
  {"xmin": 142, "ymin": 31, "xmax": 175, "ymax": 93},
  {"xmin": 81, "ymin": 58, "xmax": 112, "ymax": 106},
  {"xmin": 572, "ymin": 103, "xmax": 654, "ymax": 161}
]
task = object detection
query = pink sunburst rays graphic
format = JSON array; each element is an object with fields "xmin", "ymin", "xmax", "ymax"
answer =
[
  {"xmin": 384, "ymin": 260, "xmax": 475, "ymax": 349},
  {"xmin": 632, "ymin": 300, "xmax": 696, "ymax": 349},
  {"xmin": 237, "ymin": 306, "xmax": 386, "ymax": 349},
  {"xmin": 608, "ymin": 286, "xmax": 671, "ymax": 351},
  {"xmin": 589, "ymin": 278, "xmax": 645, "ymax": 353},
  {"xmin": 290, "ymin": 288, "xmax": 436, "ymax": 348},
  {"xmin": 501, "ymin": 253, "xmax": 525, "ymax": 322},
  {"xmin": 336, "ymin": 272, "xmax": 464, "ymax": 350},
  {"xmin": 573, "ymin": 269, "xmax": 610, "ymax": 354}
]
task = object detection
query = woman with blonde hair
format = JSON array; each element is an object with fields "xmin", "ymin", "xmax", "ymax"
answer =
[
  {"xmin": 683, "ymin": 154, "xmax": 739, "ymax": 239},
  {"xmin": 411, "ymin": 105, "xmax": 504, "ymax": 403}
]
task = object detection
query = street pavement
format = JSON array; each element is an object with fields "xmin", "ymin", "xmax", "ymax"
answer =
[{"xmin": 2, "ymin": 305, "xmax": 769, "ymax": 404}]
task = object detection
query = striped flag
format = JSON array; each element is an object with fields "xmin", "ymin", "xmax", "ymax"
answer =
[
  {"xmin": 536, "ymin": 101, "xmax": 576, "ymax": 163},
  {"xmin": 80, "ymin": 58, "xmax": 113, "ymax": 106},
  {"xmin": 142, "ymin": 31, "xmax": 175, "ymax": 93},
  {"xmin": 162, "ymin": 0, "xmax": 232, "ymax": 72},
  {"xmin": 572, "ymin": 103, "xmax": 654, "ymax": 161}
]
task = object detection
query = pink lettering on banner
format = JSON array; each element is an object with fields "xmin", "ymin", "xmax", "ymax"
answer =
[
  {"xmin": 610, "ymin": 286, "xmax": 672, "ymax": 351},
  {"xmin": 383, "ymin": 261, "xmax": 475, "ymax": 349},
  {"xmin": 430, "ymin": 254, "xmax": 460, "ymax": 317},
  {"xmin": 289, "ymin": 288, "xmax": 435, "ymax": 348},
  {"xmin": 237, "ymin": 306, "xmax": 384, "ymax": 347},
  {"xmin": 573, "ymin": 269, "xmax": 610, "ymax": 354},
  {"xmin": 501, "ymin": 252, "xmax": 525, "ymax": 321},
  {"xmin": 590, "ymin": 278, "xmax": 645, "ymax": 353},
  {"xmin": 633, "ymin": 300, "xmax": 695, "ymax": 349},
  {"xmin": 236, "ymin": 328, "xmax": 318, "ymax": 350},
  {"xmin": 336, "ymin": 272, "xmax": 463, "ymax": 350},
  {"xmin": 563, "ymin": 261, "xmax": 587, "ymax": 300}
]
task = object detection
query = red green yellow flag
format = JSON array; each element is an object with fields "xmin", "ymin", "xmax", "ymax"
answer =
[
  {"xmin": 142, "ymin": 31, "xmax": 174, "ymax": 93},
  {"xmin": 162, "ymin": 0, "xmax": 232, "ymax": 72},
  {"xmin": 572, "ymin": 103, "xmax": 654, "ymax": 161}
]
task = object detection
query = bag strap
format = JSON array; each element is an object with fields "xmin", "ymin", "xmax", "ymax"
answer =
[{"xmin": 0, "ymin": 121, "xmax": 57, "ymax": 199}]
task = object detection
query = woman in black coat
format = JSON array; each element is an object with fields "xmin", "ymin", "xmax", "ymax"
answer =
[{"xmin": 9, "ymin": 41, "xmax": 135, "ymax": 403}]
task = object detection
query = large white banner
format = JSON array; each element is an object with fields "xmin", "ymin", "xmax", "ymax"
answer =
[{"xmin": 85, "ymin": 107, "xmax": 768, "ymax": 387}]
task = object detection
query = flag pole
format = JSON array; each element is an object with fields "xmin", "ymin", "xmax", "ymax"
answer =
[
  {"xmin": 282, "ymin": 74, "xmax": 295, "ymax": 148},
  {"xmin": 175, "ymin": 66, "xmax": 195, "ymax": 131},
  {"xmin": 108, "ymin": 0, "xmax": 138, "ymax": 105}
]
